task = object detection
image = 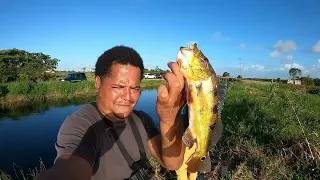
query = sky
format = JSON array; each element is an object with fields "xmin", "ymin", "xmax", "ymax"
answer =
[{"xmin": 1, "ymin": 0, "xmax": 320, "ymax": 79}]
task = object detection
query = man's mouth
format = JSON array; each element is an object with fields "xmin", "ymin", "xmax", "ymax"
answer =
[{"xmin": 116, "ymin": 104, "xmax": 131, "ymax": 106}]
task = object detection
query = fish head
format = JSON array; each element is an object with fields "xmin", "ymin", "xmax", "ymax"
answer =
[{"xmin": 177, "ymin": 43, "xmax": 213, "ymax": 81}]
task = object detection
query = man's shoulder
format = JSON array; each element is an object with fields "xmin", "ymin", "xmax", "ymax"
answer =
[
  {"xmin": 132, "ymin": 110, "xmax": 159, "ymax": 139},
  {"xmin": 60, "ymin": 103, "xmax": 102, "ymax": 129}
]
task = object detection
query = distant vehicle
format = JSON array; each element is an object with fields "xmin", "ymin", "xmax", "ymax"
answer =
[
  {"xmin": 144, "ymin": 73, "xmax": 156, "ymax": 79},
  {"xmin": 155, "ymin": 72, "xmax": 166, "ymax": 79},
  {"xmin": 60, "ymin": 72, "xmax": 87, "ymax": 82}
]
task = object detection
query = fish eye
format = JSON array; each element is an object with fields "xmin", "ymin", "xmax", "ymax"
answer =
[{"xmin": 201, "ymin": 156, "xmax": 206, "ymax": 161}]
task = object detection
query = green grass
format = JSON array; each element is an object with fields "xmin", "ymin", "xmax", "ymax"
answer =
[
  {"xmin": 206, "ymin": 81, "xmax": 320, "ymax": 179},
  {"xmin": 1, "ymin": 80, "xmax": 319, "ymax": 179},
  {"xmin": 0, "ymin": 79, "xmax": 166, "ymax": 109}
]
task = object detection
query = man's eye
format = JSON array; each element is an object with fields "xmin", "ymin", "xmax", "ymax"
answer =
[{"xmin": 131, "ymin": 87, "xmax": 140, "ymax": 91}]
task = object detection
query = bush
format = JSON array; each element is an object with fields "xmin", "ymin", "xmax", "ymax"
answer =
[
  {"xmin": 7, "ymin": 81, "xmax": 34, "ymax": 95},
  {"xmin": 30, "ymin": 83, "xmax": 48, "ymax": 96}
]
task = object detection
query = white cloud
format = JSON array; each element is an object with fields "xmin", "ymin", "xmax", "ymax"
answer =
[
  {"xmin": 270, "ymin": 50, "xmax": 281, "ymax": 58},
  {"xmin": 254, "ymin": 45, "xmax": 261, "ymax": 51},
  {"xmin": 283, "ymin": 63, "xmax": 304, "ymax": 70},
  {"xmin": 312, "ymin": 40, "xmax": 320, "ymax": 53},
  {"xmin": 282, "ymin": 55, "xmax": 293, "ymax": 64},
  {"xmin": 212, "ymin": 31, "xmax": 230, "ymax": 42},
  {"xmin": 239, "ymin": 43, "xmax": 246, "ymax": 50},
  {"xmin": 213, "ymin": 32, "xmax": 222, "ymax": 40},
  {"xmin": 250, "ymin": 64, "xmax": 265, "ymax": 71},
  {"xmin": 273, "ymin": 40, "xmax": 297, "ymax": 53},
  {"xmin": 318, "ymin": 59, "xmax": 320, "ymax": 64}
]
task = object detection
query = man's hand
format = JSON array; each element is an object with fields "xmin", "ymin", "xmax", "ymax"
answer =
[
  {"xmin": 154, "ymin": 61, "xmax": 186, "ymax": 170},
  {"xmin": 156, "ymin": 62, "xmax": 186, "ymax": 124}
]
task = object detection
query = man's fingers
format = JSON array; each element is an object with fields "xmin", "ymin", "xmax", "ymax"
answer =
[
  {"xmin": 157, "ymin": 84, "xmax": 169, "ymax": 104},
  {"xmin": 163, "ymin": 72, "xmax": 181, "ymax": 102},
  {"xmin": 168, "ymin": 62, "xmax": 184, "ymax": 88}
]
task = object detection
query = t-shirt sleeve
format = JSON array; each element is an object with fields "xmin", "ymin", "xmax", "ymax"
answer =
[
  {"xmin": 134, "ymin": 110, "xmax": 160, "ymax": 139},
  {"xmin": 54, "ymin": 114, "xmax": 98, "ymax": 168}
]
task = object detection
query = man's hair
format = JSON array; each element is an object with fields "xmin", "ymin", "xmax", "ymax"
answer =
[{"xmin": 95, "ymin": 45, "xmax": 144, "ymax": 80}]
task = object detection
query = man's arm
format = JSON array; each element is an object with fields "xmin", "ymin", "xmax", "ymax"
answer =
[
  {"xmin": 36, "ymin": 114, "xmax": 98, "ymax": 180},
  {"xmin": 152, "ymin": 62, "xmax": 187, "ymax": 170},
  {"xmin": 35, "ymin": 154, "xmax": 92, "ymax": 180},
  {"xmin": 147, "ymin": 115, "xmax": 185, "ymax": 170}
]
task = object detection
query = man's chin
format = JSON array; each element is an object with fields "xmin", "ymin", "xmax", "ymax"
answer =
[{"xmin": 114, "ymin": 112, "xmax": 130, "ymax": 120}]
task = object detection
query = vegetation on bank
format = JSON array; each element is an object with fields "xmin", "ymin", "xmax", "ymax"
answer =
[
  {"xmin": 2, "ymin": 80, "xmax": 319, "ymax": 179},
  {"xmin": 210, "ymin": 81, "xmax": 320, "ymax": 179}
]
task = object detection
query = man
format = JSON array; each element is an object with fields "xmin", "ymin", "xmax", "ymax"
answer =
[{"xmin": 35, "ymin": 45, "xmax": 186, "ymax": 180}]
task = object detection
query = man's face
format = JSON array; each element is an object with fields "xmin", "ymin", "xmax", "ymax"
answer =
[{"xmin": 95, "ymin": 63, "xmax": 141, "ymax": 121}]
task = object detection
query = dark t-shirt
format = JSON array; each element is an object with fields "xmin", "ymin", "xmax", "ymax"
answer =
[{"xmin": 54, "ymin": 102, "xmax": 159, "ymax": 180}]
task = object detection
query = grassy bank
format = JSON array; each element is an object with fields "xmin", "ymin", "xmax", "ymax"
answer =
[
  {"xmin": 1, "ymin": 80, "xmax": 320, "ymax": 179},
  {"xmin": 205, "ymin": 81, "xmax": 320, "ymax": 179},
  {"xmin": 0, "ymin": 79, "xmax": 166, "ymax": 110}
]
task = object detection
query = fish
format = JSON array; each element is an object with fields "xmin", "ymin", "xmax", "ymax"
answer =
[{"xmin": 176, "ymin": 43, "xmax": 219, "ymax": 174}]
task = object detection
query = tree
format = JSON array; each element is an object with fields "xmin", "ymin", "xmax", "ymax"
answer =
[
  {"xmin": 314, "ymin": 78, "xmax": 320, "ymax": 86},
  {"xmin": 289, "ymin": 68, "xmax": 302, "ymax": 85},
  {"xmin": 237, "ymin": 75, "xmax": 242, "ymax": 78},
  {"xmin": 301, "ymin": 76, "xmax": 314, "ymax": 86},
  {"xmin": 223, "ymin": 72, "xmax": 230, "ymax": 77},
  {"xmin": 0, "ymin": 48, "xmax": 60, "ymax": 83}
]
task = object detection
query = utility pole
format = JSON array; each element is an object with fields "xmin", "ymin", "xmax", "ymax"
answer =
[{"xmin": 239, "ymin": 58, "xmax": 242, "ymax": 77}]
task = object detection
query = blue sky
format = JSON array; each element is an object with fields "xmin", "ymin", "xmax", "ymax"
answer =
[{"xmin": 1, "ymin": 0, "xmax": 320, "ymax": 79}]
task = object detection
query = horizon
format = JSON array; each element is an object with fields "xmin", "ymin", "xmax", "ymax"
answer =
[{"xmin": 1, "ymin": 0, "xmax": 319, "ymax": 79}]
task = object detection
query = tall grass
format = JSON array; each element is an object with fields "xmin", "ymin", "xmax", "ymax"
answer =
[{"xmin": 204, "ymin": 81, "xmax": 320, "ymax": 179}]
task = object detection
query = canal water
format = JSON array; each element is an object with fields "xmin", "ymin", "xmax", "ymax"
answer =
[{"xmin": 0, "ymin": 89, "xmax": 159, "ymax": 177}]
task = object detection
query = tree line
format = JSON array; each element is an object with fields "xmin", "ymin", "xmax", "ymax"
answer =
[
  {"xmin": 143, "ymin": 66, "xmax": 169, "ymax": 74},
  {"xmin": 222, "ymin": 68, "xmax": 320, "ymax": 86}
]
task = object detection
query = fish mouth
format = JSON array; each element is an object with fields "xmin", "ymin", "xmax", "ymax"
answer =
[{"xmin": 179, "ymin": 46, "xmax": 191, "ymax": 57}]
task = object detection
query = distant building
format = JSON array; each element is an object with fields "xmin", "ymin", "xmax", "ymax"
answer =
[{"xmin": 287, "ymin": 79, "xmax": 301, "ymax": 85}]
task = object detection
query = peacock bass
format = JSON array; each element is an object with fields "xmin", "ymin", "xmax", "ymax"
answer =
[{"xmin": 176, "ymin": 43, "xmax": 219, "ymax": 177}]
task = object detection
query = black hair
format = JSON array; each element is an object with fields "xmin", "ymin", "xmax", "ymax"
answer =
[{"xmin": 95, "ymin": 45, "xmax": 144, "ymax": 80}]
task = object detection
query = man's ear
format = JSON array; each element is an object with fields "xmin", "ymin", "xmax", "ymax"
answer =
[{"xmin": 95, "ymin": 76, "xmax": 101, "ymax": 93}]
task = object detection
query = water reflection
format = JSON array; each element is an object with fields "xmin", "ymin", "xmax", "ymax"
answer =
[{"xmin": 0, "ymin": 96, "xmax": 96, "ymax": 121}]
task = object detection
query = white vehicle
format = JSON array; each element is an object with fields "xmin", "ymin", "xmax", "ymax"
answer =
[{"xmin": 144, "ymin": 73, "xmax": 156, "ymax": 79}]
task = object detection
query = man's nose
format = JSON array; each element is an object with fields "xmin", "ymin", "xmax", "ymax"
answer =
[{"xmin": 121, "ymin": 87, "xmax": 131, "ymax": 100}]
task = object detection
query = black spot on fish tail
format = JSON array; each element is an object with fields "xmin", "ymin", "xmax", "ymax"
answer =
[
  {"xmin": 210, "ymin": 122, "xmax": 217, "ymax": 131},
  {"xmin": 213, "ymin": 104, "xmax": 218, "ymax": 113}
]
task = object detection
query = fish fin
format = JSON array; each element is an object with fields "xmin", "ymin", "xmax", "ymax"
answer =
[
  {"xmin": 182, "ymin": 128, "xmax": 195, "ymax": 148},
  {"xmin": 185, "ymin": 153, "xmax": 202, "ymax": 173}
]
